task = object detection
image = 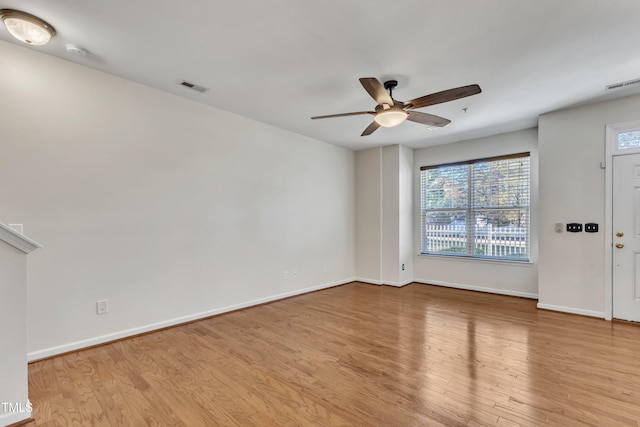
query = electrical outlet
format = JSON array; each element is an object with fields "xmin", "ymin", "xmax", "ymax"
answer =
[
  {"xmin": 402, "ymin": 263, "xmax": 405, "ymax": 271},
  {"xmin": 96, "ymin": 300, "xmax": 108, "ymax": 315},
  {"xmin": 322, "ymin": 264, "xmax": 328, "ymax": 273},
  {"xmin": 283, "ymin": 270, "xmax": 288, "ymax": 280},
  {"xmin": 292, "ymin": 269, "xmax": 298, "ymax": 278}
]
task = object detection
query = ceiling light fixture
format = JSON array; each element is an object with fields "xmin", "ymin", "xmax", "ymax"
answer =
[
  {"xmin": 374, "ymin": 105, "xmax": 408, "ymax": 127},
  {"xmin": 0, "ymin": 9, "xmax": 55, "ymax": 46}
]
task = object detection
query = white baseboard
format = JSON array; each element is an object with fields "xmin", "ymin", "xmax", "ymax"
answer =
[
  {"xmin": 537, "ymin": 303, "xmax": 605, "ymax": 319},
  {"xmin": 0, "ymin": 411, "xmax": 32, "ymax": 427},
  {"xmin": 27, "ymin": 278, "xmax": 354, "ymax": 362},
  {"xmin": 354, "ymin": 277, "xmax": 382, "ymax": 285},
  {"xmin": 414, "ymin": 278, "xmax": 538, "ymax": 299},
  {"xmin": 382, "ymin": 279, "xmax": 413, "ymax": 287},
  {"xmin": 353, "ymin": 278, "xmax": 413, "ymax": 287}
]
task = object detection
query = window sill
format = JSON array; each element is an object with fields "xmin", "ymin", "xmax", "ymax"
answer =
[{"xmin": 417, "ymin": 253, "xmax": 535, "ymax": 266}]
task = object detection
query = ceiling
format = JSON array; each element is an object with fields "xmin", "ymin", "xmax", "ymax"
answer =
[{"xmin": 2, "ymin": 0, "xmax": 640, "ymax": 151}]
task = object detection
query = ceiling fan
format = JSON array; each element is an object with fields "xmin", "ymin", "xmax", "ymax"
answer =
[{"xmin": 311, "ymin": 78, "xmax": 481, "ymax": 136}]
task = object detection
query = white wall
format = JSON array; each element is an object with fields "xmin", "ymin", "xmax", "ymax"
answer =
[
  {"xmin": 8, "ymin": 30, "xmax": 633, "ymax": 362},
  {"xmin": 355, "ymin": 147, "xmax": 381, "ymax": 282},
  {"xmin": 382, "ymin": 145, "xmax": 400, "ymax": 284},
  {"xmin": 538, "ymin": 94, "xmax": 640, "ymax": 317},
  {"xmin": 0, "ymin": 41, "xmax": 355, "ymax": 359},
  {"xmin": 398, "ymin": 145, "xmax": 414, "ymax": 284},
  {"xmin": 413, "ymin": 128, "xmax": 539, "ymax": 298}
]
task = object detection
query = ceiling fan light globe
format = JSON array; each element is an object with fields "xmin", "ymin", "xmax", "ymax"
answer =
[{"xmin": 374, "ymin": 110, "xmax": 407, "ymax": 127}]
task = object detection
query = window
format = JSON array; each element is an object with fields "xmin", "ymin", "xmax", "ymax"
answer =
[
  {"xmin": 618, "ymin": 130, "xmax": 640, "ymax": 150},
  {"xmin": 420, "ymin": 153, "xmax": 530, "ymax": 261}
]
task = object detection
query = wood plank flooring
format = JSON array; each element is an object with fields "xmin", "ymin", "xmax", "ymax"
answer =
[{"xmin": 27, "ymin": 282, "xmax": 640, "ymax": 426}]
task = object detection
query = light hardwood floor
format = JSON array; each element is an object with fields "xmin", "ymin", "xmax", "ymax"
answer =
[{"xmin": 27, "ymin": 282, "xmax": 640, "ymax": 426}]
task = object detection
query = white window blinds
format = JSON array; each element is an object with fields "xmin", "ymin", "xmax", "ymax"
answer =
[{"xmin": 420, "ymin": 153, "xmax": 530, "ymax": 261}]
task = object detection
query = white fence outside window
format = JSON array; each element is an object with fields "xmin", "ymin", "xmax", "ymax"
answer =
[{"xmin": 424, "ymin": 224, "xmax": 527, "ymax": 258}]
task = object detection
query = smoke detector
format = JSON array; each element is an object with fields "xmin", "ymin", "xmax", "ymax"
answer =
[{"xmin": 65, "ymin": 44, "xmax": 87, "ymax": 57}]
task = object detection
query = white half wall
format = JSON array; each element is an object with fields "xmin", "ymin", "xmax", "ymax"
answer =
[
  {"xmin": 0, "ymin": 244, "xmax": 30, "ymax": 425},
  {"xmin": 355, "ymin": 145, "xmax": 414, "ymax": 287},
  {"xmin": 413, "ymin": 128, "xmax": 539, "ymax": 296},
  {"xmin": 0, "ymin": 41, "xmax": 355, "ymax": 357},
  {"xmin": 538, "ymin": 94, "xmax": 640, "ymax": 317}
]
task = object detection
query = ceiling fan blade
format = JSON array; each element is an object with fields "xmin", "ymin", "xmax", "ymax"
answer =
[
  {"xmin": 406, "ymin": 84, "xmax": 481, "ymax": 110},
  {"xmin": 359, "ymin": 77, "xmax": 394, "ymax": 106},
  {"xmin": 407, "ymin": 111, "xmax": 451, "ymax": 127},
  {"xmin": 311, "ymin": 111, "xmax": 375, "ymax": 120},
  {"xmin": 361, "ymin": 121, "xmax": 380, "ymax": 136}
]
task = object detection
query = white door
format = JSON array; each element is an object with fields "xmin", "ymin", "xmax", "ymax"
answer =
[{"xmin": 613, "ymin": 153, "xmax": 640, "ymax": 321}]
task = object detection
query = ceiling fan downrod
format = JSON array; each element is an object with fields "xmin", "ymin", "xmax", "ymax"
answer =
[{"xmin": 383, "ymin": 80, "xmax": 399, "ymax": 99}]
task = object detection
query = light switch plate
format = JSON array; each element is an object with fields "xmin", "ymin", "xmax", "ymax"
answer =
[
  {"xmin": 567, "ymin": 223, "xmax": 582, "ymax": 232},
  {"xmin": 585, "ymin": 223, "xmax": 598, "ymax": 233}
]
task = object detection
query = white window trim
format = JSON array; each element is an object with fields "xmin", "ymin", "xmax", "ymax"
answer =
[{"xmin": 419, "ymin": 153, "xmax": 531, "ymax": 262}]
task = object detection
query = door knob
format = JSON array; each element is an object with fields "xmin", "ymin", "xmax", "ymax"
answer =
[
  {"xmin": 616, "ymin": 242, "xmax": 624, "ymax": 249},
  {"xmin": 616, "ymin": 231, "xmax": 624, "ymax": 237}
]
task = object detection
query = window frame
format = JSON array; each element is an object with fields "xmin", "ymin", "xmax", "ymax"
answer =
[{"xmin": 420, "ymin": 152, "xmax": 531, "ymax": 262}]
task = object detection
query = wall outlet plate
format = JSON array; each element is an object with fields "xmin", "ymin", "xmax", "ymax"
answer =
[{"xmin": 96, "ymin": 300, "xmax": 108, "ymax": 314}]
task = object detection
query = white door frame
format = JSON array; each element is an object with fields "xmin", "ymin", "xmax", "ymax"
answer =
[{"xmin": 604, "ymin": 120, "xmax": 640, "ymax": 320}]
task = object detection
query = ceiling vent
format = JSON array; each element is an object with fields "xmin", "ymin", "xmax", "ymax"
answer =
[
  {"xmin": 177, "ymin": 80, "xmax": 209, "ymax": 93},
  {"xmin": 606, "ymin": 78, "xmax": 640, "ymax": 91}
]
